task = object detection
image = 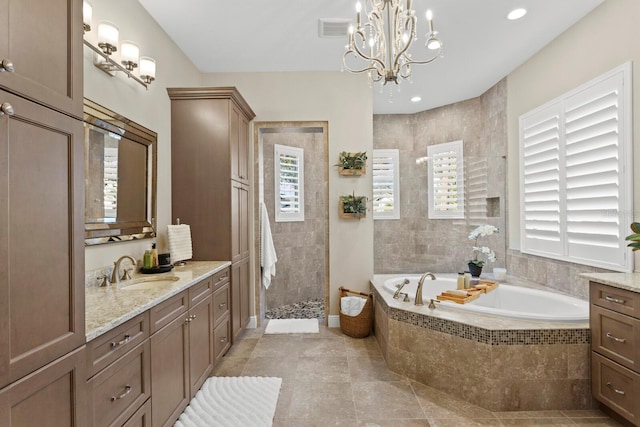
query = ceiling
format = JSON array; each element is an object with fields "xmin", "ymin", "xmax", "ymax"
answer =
[{"xmin": 138, "ymin": 0, "xmax": 605, "ymax": 115}]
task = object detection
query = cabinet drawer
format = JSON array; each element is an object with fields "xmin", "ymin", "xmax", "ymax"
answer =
[
  {"xmin": 87, "ymin": 340, "xmax": 151, "ymax": 427},
  {"xmin": 592, "ymin": 352, "xmax": 640, "ymax": 425},
  {"xmin": 213, "ymin": 282, "xmax": 231, "ymax": 326},
  {"xmin": 189, "ymin": 276, "xmax": 213, "ymax": 307},
  {"xmin": 150, "ymin": 291, "xmax": 188, "ymax": 334},
  {"xmin": 212, "ymin": 267, "xmax": 231, "ymax": 290},
  {"xmin": 213, "ymin": 316, "xmax": 231, "ymax": 363},
  {"xmin": 591, "ymin": 282, "xmax": 640, "ymax": 319},
  {"xmin": 86, "ymin": 313, "xmax": 150, "ymax": 378},
  {"xmin": 591, "ymin": 305, "xmax": 640, "ymax": 372},
  {"xmin": 122, "ymin": 398, "xmax": 151, "ymax": 427}
]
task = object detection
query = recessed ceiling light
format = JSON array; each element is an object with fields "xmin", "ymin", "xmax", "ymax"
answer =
[
  {"xmin": 411, "ymin": 96, "xmax": 422, "ymax": 102},
  {"xmin": 507, "ymin": 8, "xmax": 527, "ymax": 20}
]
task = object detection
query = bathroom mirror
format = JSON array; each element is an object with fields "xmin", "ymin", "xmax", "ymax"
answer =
[{"xmin": 83, "ymin": 99, "xmax": 157, "ymax": 245}]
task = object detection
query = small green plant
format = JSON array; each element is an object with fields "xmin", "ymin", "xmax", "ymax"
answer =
[
  {"xmin": 336, "ymin": 151, "xmax": 367, "ymax": 170},
  {"xmin": 340, "ymin": 193, "xmax": 367, "ymax": 217},
  {"xmin": 625, "ymin": 222, "xmax": 640, "ymax": 250}
]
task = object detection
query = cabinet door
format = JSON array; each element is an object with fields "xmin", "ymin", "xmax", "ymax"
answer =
[
  {"xmin": 231, "ymin": 181, "xmax": 249, "ymax": 263},
  {"xmin": 150, "ymin": 314, "xmax": 189, "ymax": 427},
  {"xmin": 0, "ymin": 346, "xmax": 87, "ymax": 427},
  {"xmin": 188, "ymin": 297, "xmax": 214, "ymax": 398},
  {"xmin": 230, "ymin": 104, "xmax": 249, "ymax": 184},
  {"xmin": 0, "ymin": 0, "xmax": 83, "ymax": 117},
  {"xmin": 0, "ymin": 90, "xmax": 85, "ymax": 389},
  {"xmin": 231, "ymin": 258, "xmax": 250, "ymax": 340}
]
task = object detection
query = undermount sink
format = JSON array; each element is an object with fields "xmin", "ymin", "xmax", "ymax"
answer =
[{"xmin": 120, "ymin": 276, "xmax": 180, "ymax": 290}]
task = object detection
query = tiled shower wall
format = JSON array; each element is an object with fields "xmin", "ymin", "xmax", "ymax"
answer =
[
  {"xmin": 373, "ymin": 79, "xmax": 614, "ymax": 299},
  {"xmin": 263, "ymin": 129, "xmax": 326, "ymax": 309},
  {"xmin": 373, "ymin": 80, "xmax": 507, "ymax": 275}
]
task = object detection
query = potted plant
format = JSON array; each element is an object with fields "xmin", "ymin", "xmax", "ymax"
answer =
[
  {"xmin": 339, "ymin": 193, "xmax": 367, "ymax": 219},
  {"xmin": 467, "ymin": 224, "xmax": 498, "ymax": 277},
  {"xmin": 336, "ymin": 151, "xmax": 367, "ymax": 176}
]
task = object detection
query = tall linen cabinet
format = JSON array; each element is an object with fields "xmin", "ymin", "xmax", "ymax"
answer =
[{"xmin": 168, "ymin": 87, "xmax": 255, "ymax": 340}]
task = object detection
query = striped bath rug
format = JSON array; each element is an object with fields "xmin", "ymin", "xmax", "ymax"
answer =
[{"xmin": 174, "ymin": 376, "xmax": 282, "ymax": 427}]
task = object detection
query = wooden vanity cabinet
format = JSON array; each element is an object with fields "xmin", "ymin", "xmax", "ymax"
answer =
[
  {"xmin": 0, "ymin": 0, "xmax": 83, "ymax": 118},
  {"xmin": 168, "ymin": 87, "xmax": 255, "ymax": 341},
  {"xmin": 150, "ymin": 276, "xmax": 215, "ymax": 427},
  {"xmin": 0, "ymin": 89, "xmax": 85, "ymax": 390},
  {"xmin": 212, "ymin": 268, "xmax": 232, "ymax": 363},
  {"xmin": 0, "ymin": 346, "xmax": 87, "ymax": 427},
  {"xmin": 590, "ymin": 281, "xmax": 640, "ymax": 425}
]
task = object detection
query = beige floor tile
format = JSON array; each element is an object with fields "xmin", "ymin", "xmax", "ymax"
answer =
[
  {"xmin": 411, "ymin": 381, "xmax": 496, "ymax": 420},
  {"xmin": 499, "ymin": 419, "xmax": 575, "ymax": 426},
  {"xmin": 357, "ymin": 419, "xmax": 432, "ymax": 426},
  {"xmin": 288, "ymin": 381, "xmax": 357, "ymax": 421},
  {"xmin": 241, "ymin": 355, "xmax": 299, "ymax": 380},
  {"xmin": 298, "ymin": 337, "xmax": 348, "ymax": 357},
  {"xmin": 352, "ymin": 380, "xmax": 426, "ymax": 420},
  {"xmin": 495, "ymin": 412, "xmax": 568, "ymax": 419},
  {"xmin": 296, "ymin": 355, "xmax": 351, "ymax": 383},
  {"xmin": 348, "ymin": 355, "xmax": 404, "ymax": 382},
  {"xmin": 428, "ymin": 419, "xmax": 504, "ymax": 426},
  {"xmin": 210, "ymin": 355, "xmax": 247, "ymax": 376}
]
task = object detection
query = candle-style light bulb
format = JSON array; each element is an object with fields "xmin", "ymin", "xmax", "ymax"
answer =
[
  {"xmin": 356, "ymin": 2, "xmax": 362, "ymax": 28},
  {"xmin": 426, "ymin": 9, "xmax": 434, "ymax": 33}
]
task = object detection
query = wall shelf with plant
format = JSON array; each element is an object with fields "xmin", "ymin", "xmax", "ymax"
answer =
[
  {"xmin": 336, "ymin": 151, "xmax": 367, "ymax": 176},
  {"xmin": 339, "ymin": 193, "xmax": 368, "ymax": 219}
]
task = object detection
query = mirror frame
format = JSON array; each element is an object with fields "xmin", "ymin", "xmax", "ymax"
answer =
[{"xmin": 83, "ymin": 98, "xmax": 158, "ymax": 245}]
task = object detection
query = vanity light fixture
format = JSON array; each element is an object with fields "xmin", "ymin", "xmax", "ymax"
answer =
[
  {"xmin": 83, "ymin": 1, "xmax": 92, "ymax": 32},
  {"xmin": 83, "ymin": 15, "xmax": 156, "ymax": 89},
  {"xmin": 120, "ymin": 41, "xmax": 139, "ymax": 71}
]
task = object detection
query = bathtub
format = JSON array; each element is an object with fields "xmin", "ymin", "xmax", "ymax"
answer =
[{"xmin": 382, "ymin": 275, "xmax": 589, "ymax": 322}]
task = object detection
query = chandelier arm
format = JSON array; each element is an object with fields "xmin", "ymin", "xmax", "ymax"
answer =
[
  {"xmin": 391, "ymin": 8, "xmax": 415, "ymax": 73},
  {"xmin": 348, "ymin": 27, "xmax": 387, "ymax": 72}
]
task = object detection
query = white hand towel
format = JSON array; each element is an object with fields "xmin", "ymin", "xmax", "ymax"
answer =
[
  {"xmin": 340, "ymin": 296, "xmax": 366, "ymax": 316},
  {"xmin": 260, "ymin": 202, "xmax": 277, "ymax": 289},
  {"xmin": 168, "ymin": 224, "xmax": 193, "ymax": 264}
]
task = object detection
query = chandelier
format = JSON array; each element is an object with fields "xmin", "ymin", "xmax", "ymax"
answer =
[{"xmin": 343, "ymin": 0, "xmax": 443, "ymax": 85}]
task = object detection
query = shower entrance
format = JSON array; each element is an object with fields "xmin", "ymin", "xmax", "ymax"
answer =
[{"xmin": 254, "ymin": 122, "xmax": 329, "ymax": 324}]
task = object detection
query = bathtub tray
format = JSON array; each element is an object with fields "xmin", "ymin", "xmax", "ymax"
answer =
[{"xmin": 436, "ymin": 281, "xmax": 498, "ymax": 304}]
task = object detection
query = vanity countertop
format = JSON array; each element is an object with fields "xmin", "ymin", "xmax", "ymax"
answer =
[
  {"xmin": 580, "ymin": 272, "xmax": 640, "ymax": 294},
  {"xmin": 85, "ymin": 260, "xmax": 231, "ymax": 341}
]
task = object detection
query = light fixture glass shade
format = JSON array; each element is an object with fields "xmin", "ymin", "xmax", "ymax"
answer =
[
  {"xmin": 139, "ymin": 56, "xmax": 156, "ymax": 84},
  {"xmin": 82, "ymin": 1, "xmax": 92, "ymax": 31},
  {"xmin": 120, "ymin": 41, "xmax": 139, "ymax": 70},
  {"xmin": 97, "ymin": 21, "xmax": 119, "ymax": 55}
]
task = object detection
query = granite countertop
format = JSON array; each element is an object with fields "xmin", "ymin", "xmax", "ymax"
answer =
[
  {"xmin": 85, "ymin": 260, "xmax": 231, "ymax": 341},
  {"xmin": 370, "ymin": 274, "xmax": 590, "ymax": 331},
  {"xmin": 580, "ymin": 272, "xmax": 640, "ymax": 294}
]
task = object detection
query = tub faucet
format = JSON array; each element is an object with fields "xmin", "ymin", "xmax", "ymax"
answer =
[
  {"xmin": 110, "ymin": 255, "xmax": 136, "ymax": 284},
  {"xmin": 393, "ymin": 279, "xmax": 410, "ymax": 299},
  {"xmin": 415, "ymin": 272, "xmax": 436, "ymax": 306}
]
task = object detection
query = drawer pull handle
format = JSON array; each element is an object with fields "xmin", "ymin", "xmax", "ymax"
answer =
[
  {"xmin": 218, "ymin": 302, "xmax": 227, "ymax": 308},
  {"xmin": 110, "ymin": 334, "xmax": 131, "ymax": 347},
  {"xmin": 606, "ymin": 382, "xmax": 625, "ymax": 396},
  {"xmin": 605, "ymin": 295, "xmax": 626, "ymax": 304},
  {"xmin": 111, "ymin": 385, "xmax": 132, "ymax": 401},
  {"xmin": 217, "ymin": 274, "xmax": 228, "ymax": 282},
  {"xmin": 0, "ymin": 102, "xmax": 14, "ymax": 116},
  {"xmin": 0, "ymin": 59, "xmax": 15, "ymax": 73},
  {"xmin": 605, "ymin": 332, "xmax": 626, "ymax": 343},
  {"xmin": 185, "ymin": 317, "xmax": 192, "ymax": 323},
  {"xmin": 220, "ymin": 337, "xmax": 227, "ymax": 343}
]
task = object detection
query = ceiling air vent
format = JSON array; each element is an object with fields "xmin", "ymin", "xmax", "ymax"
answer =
[{"xmin": 318, "ymin": 18, "xmax": 352, "ymax": 38}]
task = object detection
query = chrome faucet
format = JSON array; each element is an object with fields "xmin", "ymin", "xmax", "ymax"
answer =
[
  {"xmin": 110, "ymin": 255, "xmax": 137, "ymax": 284},
  {"xmin": 415, "ymin": 272, "xmax": 436, "ymax": 306},
  {"xmin": 393, "ymin": 279, "xmax": 410, "ymax": 299}
]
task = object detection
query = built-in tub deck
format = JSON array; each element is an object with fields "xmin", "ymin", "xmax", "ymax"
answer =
[{"xmin": 370, "ymin": 274, "xmax": 591, "ymax": 412}]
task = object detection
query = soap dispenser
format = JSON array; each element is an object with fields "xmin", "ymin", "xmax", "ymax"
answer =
[
  {"xmin": 151, "ymin": 243, "xmax": 159, "ymax": 268},
  {"xmin": 143, "ymin": 247, "xmax": 153, "ymax": 269}
]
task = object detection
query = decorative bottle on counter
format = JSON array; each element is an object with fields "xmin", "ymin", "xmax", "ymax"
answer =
[
  {"xmin": 143, "ymin": 249, "xmax": 153, "ymax": 269},
  {"xmin": 457, "ymin": 272, "xmax": 465, "ymax": 290},
  {"xmin": 151, "ymin": 243, "xmax": 159, "ymax": 267},
  {"xmin": 464, "ymin": 271, "xmax": 471, "ymax": 289}
]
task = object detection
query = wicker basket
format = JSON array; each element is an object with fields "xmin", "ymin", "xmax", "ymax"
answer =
[{"xmin": 338, "ymin": 287, "xmax": 373, "ymax": 338}]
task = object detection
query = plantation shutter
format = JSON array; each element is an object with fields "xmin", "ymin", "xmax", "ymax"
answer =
[
  {"xmin": 519, "ymin": 62, "xmax": 632, "ymax": 272},
  {"xmin": 428, "ymin": 140, "xmax": 464, "ymax": 219},
  {"xmin": 274, "ymin": 144, "xmax": 304, "ymax": 222},
  {"xmin": 372, "ymin": 149, "xmax": 400, "ymax": 219}
]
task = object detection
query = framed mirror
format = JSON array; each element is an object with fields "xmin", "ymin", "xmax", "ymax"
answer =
[{"xmin": 83, "ymin": 99, "xmax": 157, "ymax": 245}]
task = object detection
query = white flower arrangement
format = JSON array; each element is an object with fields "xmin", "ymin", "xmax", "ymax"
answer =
[{"xmin": 468, "ymin": 225, "xmax": 498, "ymax": 268}]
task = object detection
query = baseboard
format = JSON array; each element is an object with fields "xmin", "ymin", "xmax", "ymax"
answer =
[
  {"xmin": 327, "ymin": 315, "xmax": 340, "ymax": 328},
  {"xmin": 247, "ymin": 316, "xmax": 257, "ymax": 329}
]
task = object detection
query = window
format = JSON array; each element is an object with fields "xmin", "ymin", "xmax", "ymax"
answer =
[
  {"xmin": 274, "ymin": 144, "xmax": 304, "ymax": 222},
  {"xmin": 372, "ymin": 149, "xmax": 400, "ymax": 219},
  {"xmin": 520, "ymin": 62, "xmax": 632, "ymax": 272},
  {"xmin": 428, "ymin": 140, "xmax": 464, "ymax": 219}
]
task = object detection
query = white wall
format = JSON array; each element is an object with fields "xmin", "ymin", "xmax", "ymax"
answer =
[
  {"xmin": 507, "ymin": 0, "xmax": 640, "ymax": 264},
  {"xmin": 200, "ymin": 71, "xmax": 374, "ymax": 315},
  {"xmin": 83, "ymin": 0, "xmax": 202, "ymax": 270}
]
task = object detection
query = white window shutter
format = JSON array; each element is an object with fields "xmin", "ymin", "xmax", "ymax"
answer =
[
  {"xmin": 428, "ymin": 140, "xmax": 464, "ymax": 219},
  {"xmin": 274, "ymin": 144, "xmax": 304, "ymax": 222},
  {"xmin": 519, "ymin": 62, "xmax": 632, "ymax": 272},
  {"xmin": 373, "ymin": 149, "xmax": 400, "ymax": 219}
]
